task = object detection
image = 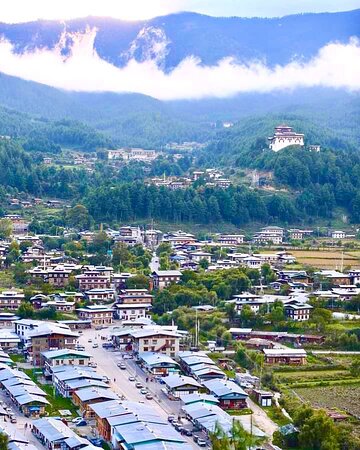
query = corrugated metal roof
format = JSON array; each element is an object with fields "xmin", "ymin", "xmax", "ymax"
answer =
[
  {"xmin": 203, "ymin": 379, "xmax": 248, "ymax": 398},
  {"xmin": 74, "ymin": 387, "xmax": 118, "ymax": 402}
]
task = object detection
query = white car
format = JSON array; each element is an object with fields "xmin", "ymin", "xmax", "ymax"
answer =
[{"xmin": 72, "ymin": 417, "xmax": 83, "ymax": 424}]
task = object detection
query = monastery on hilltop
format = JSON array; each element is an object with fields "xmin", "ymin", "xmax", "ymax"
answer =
[{"xmin": 268, "ymin": 125, "xmax": 304, "ymax": 152}]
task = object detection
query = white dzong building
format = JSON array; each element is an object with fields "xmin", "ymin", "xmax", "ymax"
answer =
[{"xmin": 268, "ymin": 125, "xmax": 304, "ymax": 152}]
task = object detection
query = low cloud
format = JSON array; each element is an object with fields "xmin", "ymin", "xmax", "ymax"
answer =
[{"xmin": 0, "ymin": 28, "xmax": 359, "ymax": 100}]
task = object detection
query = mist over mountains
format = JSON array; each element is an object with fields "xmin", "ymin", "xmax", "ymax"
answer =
[{"xmin": 0, "ymin": 10, "xmax": 359, "ymax": 99}]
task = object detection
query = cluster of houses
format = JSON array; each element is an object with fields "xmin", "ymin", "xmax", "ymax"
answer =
[
  {"xmin": 108, "ymin": 148, "xmax": 158, "ymax": 162},
  {"xmin": 33, "ymin": 345, "xmax": 193, "ymax": 449},
  {"xmin": 148, "ymin": 168, "xmax": 231, "ymax": 190}
]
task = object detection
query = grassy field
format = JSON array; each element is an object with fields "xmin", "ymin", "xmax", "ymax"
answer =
[
  {"xmin": 294, "ymin": 385, "xmax": 360, "ymax": 416},
  {"xmin": 275, "ymin": 370, "xmax": 353, "ymax": 384},
  {"xmin": 290, "ymin": 249, "xmax": 360, "ymax": 269}
]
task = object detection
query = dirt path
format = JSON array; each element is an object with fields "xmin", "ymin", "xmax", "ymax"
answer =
[{"xmin": 247, "ymin": 397, "xmax": 279, "ymax": 437}]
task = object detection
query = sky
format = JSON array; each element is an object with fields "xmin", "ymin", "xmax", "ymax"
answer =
[{"xmin": 1, "ymin": 0, "xmax": 360, "ymax": 23}]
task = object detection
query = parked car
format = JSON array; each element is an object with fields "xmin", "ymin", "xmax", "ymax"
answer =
[
  {"xmin": 135, "ymin": 382, "xmax": 144, "ymax": 389},
  {"xmin": 88, "ymin": 339, "xmax": 92, "ymax": 343},
  {"xmin": 184, "ymin": 429, "xmax": 193, "ymax": 436},
  {"xmin": 122, "ymin": 353, "xmax": 133, "ymax": 359},
  {"xmin": 117, "ymin": 362, "xmax": 126, "ymax": 369},
  {"xmin": 72, "ymin": 417, "xmax": 84, "ymax": 424},
  {"xmin": 102, "ymin": 342, "xmax": 114, "ymax": 349},
  {"xmin": 140, "ymin": 388, "xmax": 148, "ymax": 395},
  {"xmin": 128, "ymin": 376, "xmax": 136, "ymax": 382},
  {"xmin": 92, "ymin": 343, "xmax": 98, "ymax": 348},
  {"xmin": 102, "ymin": 376, "xmax": 110, "ymax": 384},
  {"xmin": 89, "ymin": 437, "xmax": 103, "ymax": 447},
  {"xmin": 167, "ymin": 415, "xmax": 175, "ymax": 423},
  {"xmin": 75, "ymin": 420, "xmax": 87, "ymax": 427},
  {"xmin": 197, "ymin": 438, "xmax": 207, "ymax": 447},
  {"xmin": 145, "ymin": 393, "xmax": 153, "ymax": 400},
  {"xmin": 10, "ymin": 416, "xmax": 17, "ymax": 424},
  {"xmin": 75, "ymin": 345, "xmax": 85, "ymax": 351},
  {"xmin": 88, "ymin": 362, "xmax": 97, "ymax": 368}
]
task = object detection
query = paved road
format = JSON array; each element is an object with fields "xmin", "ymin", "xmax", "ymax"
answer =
[
  {"xmin": 78, "ymin": 328, "xmax": 198, "ymax": 448},
  {"xmin": 312, "ymin": 350, "xmax": 360, "ymax": 355},
  {"xmin": 150, "ymin": 253, "xmax": 160, "ymax": 272}
]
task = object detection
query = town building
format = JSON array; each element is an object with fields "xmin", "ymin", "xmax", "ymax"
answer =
[
  {"xmin": 72, "ymin": 387, "xmax": 119, "ymax": 418},
  {"xmin": 263, "ymin": 348, "xmax": 307, "ymax": 365},
  {"xmin": 131, "ymin": 329, "xmax": 181, "ymax": 357},
  {"xmin": 42, "ymin": 349, "xmax": 92, "ymax": 373},
  {"xmin": 75, "ymin": 271, "xmax": 110, "ymax": 290},
  {"xmin": 331, "ymin": 230, "xmax": 346, "ymax": 239},
  {"xmin": 284, "ymin": 301, "xmax": 313, "ymax": 321},
  {"xmin": 151, "ymin": 270, "xmax": 182, "ymax": 290},
  {"xmin": 268, "ymin": 125, "xmax": 305, "ymax": 152},
  {"xmin": 52, "ymin": 365, "xmax": 105, "ymax": 398},
  {"xmin": 163, "ymin": 374, "xmax": 201, "ymax": 398},
  {"xmin": 76, "ymin": 305, "xmax": 113, "ymax": 326},
  {"xmin": 25, "ymin": 324, "xmax": 79, "ymax": 366},
  {"xmin": 253, "ymin": 226, "xmax": 284, "ymax": 245},
  {"xmin": 137, "ymin": 352, "xmax": 180, "ymax": 376},
  {"xmin": 202, "ymin": 379, "xmax": 248, "ymax": 410},
  {"xmin": 114, "ymin": 303, "xmax": 152, "ymax": 321},
  {"xmin": 253, "ymin": 389, "xmax": 274, "ymax": 407},
  {"xmin": 32, "ymin": 417, "xmax": 98, "ymax": 449},
  {"xmin": 218, "ymin": 234, "xmax": 245, "ymax": 245},
  {"xmin": 0, "ymin": 312, "xmax": 18, "ymax": 328},
  {"xmin": 85, "ymin": 288, "xmax": 115, "ymax": 303},
  {"xmin": 0, "ymin": 290, "xmax": 24, "ymax": 310}
]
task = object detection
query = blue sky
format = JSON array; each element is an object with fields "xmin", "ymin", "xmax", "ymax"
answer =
[{"xmin": 2, "ymin": 0, "xmax": 360, "ymax": 23}]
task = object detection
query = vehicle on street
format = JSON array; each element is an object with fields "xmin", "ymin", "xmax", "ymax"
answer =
[
  {"xmin": 95, "ymin": 326, "xmax": 102, "ymax": 330},
  {"xmin": 72, "ymin": 417, "xmax": 83, "ymax": 424},
  {"xmin": 168, "ymin": 415, "xmax": 175, "ymax": 423},
  {"xmin": 75, "ymin": 345, "xmax": 85, "ymax": 351},
  {"xmin": 88, "ymin": 339, "xmax": 92, "ymax": 343},
  {"xmin": 10, "ymin": 416, "xmax": 17, "ymax": 423},
  {"xmin": 128, "ymin": 376, "xmax": 136, "ymax": 382},
  {"xmin": 174, "ymin": 424, "xmax": 184, "ymax": 432},
  {"xmin": 88, "ymin": 362, "xmax": 97, "ymax": 368},
  {"xmin": 92, "ymin": 343, "xmax": 99, "ymax": 348},
  {"xmin": 117, "ymin": 362, "xmax": 126, "ymax": 369},
  {"xmin": 140, "ymin": 388, "xmax": 148, "ymax": 395},
  {"xmin": 184, "ymin": 429, "xmax": 193, "ymax": 436},
  {"xmin": 197, "ymin": 438, "xmax": 207, "ymax": 447},
  {"xmin": 89, "ymin": 437, "xmax": 103, "ymax": 447},
  {"xmin": 78, "ymin": 330, "xmax": 83, "ymax": 334},
  {"xmin": 75, "ymin": 420, "xmax": 87, "ymax": 427},
  {"xmin": 102, "ymin": 342, "xmax": 114, "ymax": 349},
  {"xmin": 145, "ymin": 393, "xmax": 153, "ymax": 400},
  {"xmin": 135, "ymin": 382, "xmax": 144, "ymax": 389},
  {"xmin": 102, "ymin": 376, "xmax": 110, "ymax": 384},
  {"xmin": 122, "ymin": 353, "xmax": 133, "ymax": 359}
]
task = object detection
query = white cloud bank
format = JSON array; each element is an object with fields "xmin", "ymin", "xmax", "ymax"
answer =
[{"xmin": 0, "ymin": 28, "xmax": 359, "ymax": 100}]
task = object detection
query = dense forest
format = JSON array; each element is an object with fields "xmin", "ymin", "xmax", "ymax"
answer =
[
  {"xmin": 1, "ymin": 135, "xmax": 360, "ymax": 226},
  {"xmin": 0, "ymin": 107, "xmax": 113, "ymax": 151}
]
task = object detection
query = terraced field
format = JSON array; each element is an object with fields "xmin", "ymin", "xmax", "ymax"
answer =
[
  {"xmin": 295, "ymin": 385, "xmax": 360, "ymax": 417},
  {"xmin": 290, "ymin": 250, "xmax": 360, "ymax": 269}
]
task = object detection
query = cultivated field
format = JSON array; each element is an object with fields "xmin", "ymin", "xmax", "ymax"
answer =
[
  {"xmin": 290, "ymin": 250, "xmax": 360, "ymax": 269},
  {"xmin": 295, "ymin": 385, "xmax": 360, "ymax": 417}
]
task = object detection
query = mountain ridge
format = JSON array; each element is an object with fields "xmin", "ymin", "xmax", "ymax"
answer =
[{"xmin": 1, "ymin": 9, "xmax": 359, "ymax": 71}]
